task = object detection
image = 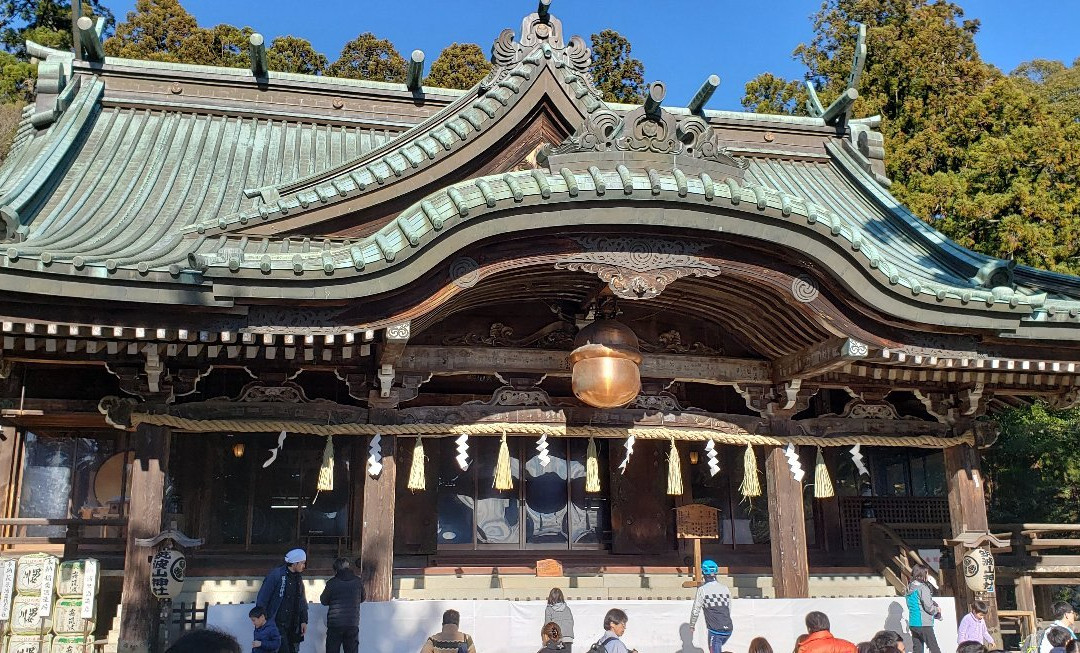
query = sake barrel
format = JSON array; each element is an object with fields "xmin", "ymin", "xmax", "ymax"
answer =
[
  {"xmin": 4, "ymin": 634, "xmax": 52, "ymax": 653},
  {"xmin": 8, "ymin": 596, "xmax": 51, "ymax": 635},
  {"xmin": 49, "ymin": 635, "xmax": 88, "ymax": 653},
  {"xmin": 15, "ymin": 555, "xmax": 57, "ymax": 596},
  {"xmin": 963, "ymin": 547, "xmax": 996, "ymax": 594},
  {"xmin": 50, "ymin": 600, "xmax": 94, "ymax": 636},
  {"xmin": 54, "ymin": 561, "xmax": 98, "ymax": 600}
]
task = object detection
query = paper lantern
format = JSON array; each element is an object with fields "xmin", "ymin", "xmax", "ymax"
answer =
[
  {"xmin": 149, "ymin": 549, "xmax": 186, "ymax": 599},
  {"xmin": 963, "ymin": 547, "xmax": 996, "ymax": 594}
]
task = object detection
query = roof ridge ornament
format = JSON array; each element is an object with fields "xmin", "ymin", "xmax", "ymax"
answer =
[
  {"xmin": 806, "ymin": 22, "xmax": 865, "ymax": 131},
  {"xmin": 480, "ymin": 0, "xmax": 600, "ymax": 100},
  {"xmin": 541, "ymin": 80, "xmax": 747, "ymax": 179}
]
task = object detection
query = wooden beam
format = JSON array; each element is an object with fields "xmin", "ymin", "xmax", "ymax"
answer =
[
  {"xmin": 765, "ymin": 445, "xmax": 809, "ymax": 597},
  {"xmin": 395, "ymin": 345, "xmax": 772, "ymax": 384},
  {"xmin": 360, "ymin": 434, "xmax": 396, "ymax": 602},
  {"xmin": 773, "ymin": 337, "xmax": 868, "ymax": 382},
  {"xmin": 117, "ymin": 424, "xmax": 171, "ymax": 653},
  {"xmin": 945, "ymin": 443, "xmax": 997, "ymax": 631}
]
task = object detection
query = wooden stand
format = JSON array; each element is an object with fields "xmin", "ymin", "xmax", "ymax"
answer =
[{"xmin": 675, "ymin": 504, "xmax": 720, "ymax": 588}]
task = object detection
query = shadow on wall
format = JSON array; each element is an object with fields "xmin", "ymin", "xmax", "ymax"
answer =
[
  {"xmin": 884, "ymin": 600, "xmax": 910, "ymax": 649},
  {"xmin": 675, "ymin": 622, "xmax": 705, "ymax": 653}
]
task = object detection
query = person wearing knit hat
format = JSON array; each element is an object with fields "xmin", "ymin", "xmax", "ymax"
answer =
[{"xmin": 256, "ymin": 549, "xmax": 309, "ymax": 653}]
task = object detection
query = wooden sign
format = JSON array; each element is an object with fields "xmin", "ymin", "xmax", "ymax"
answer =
[
  {"xmin": 536, "ymin": 559, "xmax": 563, "ymax": 577},
  {"xmin": 675, "ymin": 503, "xmax": 720, "ymax": 540}
]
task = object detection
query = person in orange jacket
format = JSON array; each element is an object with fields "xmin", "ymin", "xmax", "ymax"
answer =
[{"xmin": 797, "ymin": 612, "xmax": 856, "ymax": 653}]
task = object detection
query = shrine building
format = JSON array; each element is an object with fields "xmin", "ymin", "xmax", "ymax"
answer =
[{"xmin": 0, "ymin": 1, "xmax": 1076, "ymax": 649}]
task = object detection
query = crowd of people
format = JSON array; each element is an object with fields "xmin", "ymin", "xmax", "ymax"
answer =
[{"xmin": 159, "ymin": 551, "xmax": 1079, "ymax": 653}]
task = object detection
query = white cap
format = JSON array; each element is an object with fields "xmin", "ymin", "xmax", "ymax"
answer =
[{"xmin": 284, "ymin": 549, "xmax": 307, "ymax": 564}]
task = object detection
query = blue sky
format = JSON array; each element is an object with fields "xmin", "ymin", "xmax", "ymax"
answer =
[{"xmin": 106, "ymin": 0, "xmax": 1079, "ymax": 111}]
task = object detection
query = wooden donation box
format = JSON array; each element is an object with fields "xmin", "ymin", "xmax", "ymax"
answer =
[{"xmin": 675, "ymin": 503, "xmax": 720, "ymax": 587}]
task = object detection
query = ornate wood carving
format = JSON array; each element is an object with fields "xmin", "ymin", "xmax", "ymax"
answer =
[
  {"xmin": 465, "ymin": 385, "xmax": 554, "ymax": 407},
  {"xmin": 442, "ymin": 321, "xmax": 576, "ymax": 349},
  {"xmin": 639, "ymin": 330, "xmax": 722, "ymax": 356},
  {"xmin": 913, "ymin": 383, "xmax": 990, "ymax": 424},
  {"xmin": 554, "ymin": 236, "xmax": 723, "ymax": 300},
  {"xmin": 825, "ymin": 398, "xmax": 908, "ymax": 420},
  {"xmin": 629, "ymin": 391, "xmax": 697, "ymax": 413},
  {"xmin": 736, "ymin": 380, "xmax": 819, "ymax": 417}
]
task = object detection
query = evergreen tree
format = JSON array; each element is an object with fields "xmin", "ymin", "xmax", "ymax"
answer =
[
  {"xmin": 740, "ymin": 0, "xmax": 1080, "ymax": 274},
  {"xmin": 589, "ymin": 28, "xmax": 644, "ymax": 104},
  {"xmin": 103, "ymin": 0, "xmax": 202, "ymax": 63},
  {"xmin": 424, "ymin": 42, "xmax": 490, "ymax": 90},
  {"xmin": 267, "ymin": 35, "xmax": 327, "ymax": 75},
  {"xmin": 326, "ymin": 32, "xmax": 406, "ymax": 83},
  {"xmin": 0, "ymin": 0, "xmax": 115, "ymax": 55}
]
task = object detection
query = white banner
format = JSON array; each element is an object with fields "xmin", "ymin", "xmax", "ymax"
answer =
[
  {"xmin": 80, "ymin": 560, "xmax": 97, "ymax": 620},
  {"xmin": 0, "ymin": 559, "xmax": 16, "ymax": 621},
  {"xmin": 207, "ymin": 596, "xmax": 958, "ymax": 653}
]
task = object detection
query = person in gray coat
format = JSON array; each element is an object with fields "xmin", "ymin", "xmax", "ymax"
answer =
[{"xmin": 544, "ymin": 588, "xmax": 574, "ymax": 652}]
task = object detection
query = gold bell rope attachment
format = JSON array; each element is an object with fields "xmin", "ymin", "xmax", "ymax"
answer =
[
  {"xmin": 814, "ymin": 446, "xmax": 835, "ymax": 499},
  {"xmin": 407, "ymin": 436, "xmax": 426, "ymax": 491},
  {"xmin": 493, "ymin": 430, "xmax": 513, "ymax": 490},
  {"xmin": 585, "ymin": 437, "xmax": 601, "ymax": 493},
  {"xmin": 316, "ymin": 435, "xmax": 334, "ymax": 491},
  {"xmin": 667, "ymin": 437, "xmax": 683, "ymax": 496},
  {"xmin": 739, "ymin": 444, "xmax": 761, "ymax": 498}
]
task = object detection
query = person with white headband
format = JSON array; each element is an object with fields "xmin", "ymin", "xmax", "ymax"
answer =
[{"xmin": 256, "ymin": 549, "xmax": 309, "ymax": 653}]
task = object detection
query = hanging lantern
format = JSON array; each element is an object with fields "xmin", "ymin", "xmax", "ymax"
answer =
[
  {"xmin": 231, "ymin": 442, "xmax": 245, "ymax": 458},
  {"xmin": 963, "ymin": 547, "xmax": 995, "ymax": 594},
  {"xmin": 569, "ymin": 319, "xmax": 642, "ymax": 408},
  {"xmin": 149, "ymin": 549, "xmax": 185, "ymax": 599}
]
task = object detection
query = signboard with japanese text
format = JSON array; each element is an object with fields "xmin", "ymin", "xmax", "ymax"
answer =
[{"xmin": 675, "ymin": 504, "xmax": 720, "ymax": 540}]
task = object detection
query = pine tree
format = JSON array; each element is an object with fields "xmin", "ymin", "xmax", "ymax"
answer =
[
  {"xmin": 326, "ymin": 32, "xmax": 406, "ymax": 83},
  {"xmin": 424, "ymin": 42, "xmax": 490, "ymax": 90},
  {"xmin": 267, "ymin": 35, "xmax": 327, "ymax": 75},
  {"xmin": 588, "ymin": 29, "xmax": 645, "ymax": 104}
]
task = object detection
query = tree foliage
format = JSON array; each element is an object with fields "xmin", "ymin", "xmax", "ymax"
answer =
[
  {"xmin": 1, "ymin": 0, "xmax": 115, "ymax": 55},
  {"xmin": 741, "ymin": 0, "xmax": 1080, "ymax": 274},
  {"xmin": 984, "ymin": 403, "xmax": 1080, "ymax": 524},
  {"xmin": 326, "ymin": 32, "xmax": 405, "ymax": 83},
  {"xmin": 589, "ymin": 28, "xmax": 645, "ymax": 104},
  {"xmin": 424, "ymin": 42, "xmax": 490, "ymax": 90},
  {"xmin": 267, "ymin": 35, "xmax": 327, "ymax": 75},
  {"xmin": 106, "ymin": 0, "xmax": 329, "ymax": 74}
]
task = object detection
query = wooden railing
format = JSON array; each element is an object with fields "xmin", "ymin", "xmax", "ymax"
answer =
[
  {"xmin": 0, "ymin": 517, "xmax": 127, "ymax": 557},
  {"xmin": 860, "ymin": 518, "xmax": 943, "ymax": 594}
]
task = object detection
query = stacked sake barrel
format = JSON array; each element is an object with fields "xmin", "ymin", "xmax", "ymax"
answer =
[
  {"xmin": 0, "ymin": 556, "xmax": 98, "ymax": 653},
  {"xmin": 5, "ymin": 553, "xmax": 57, "ymax": 653}
]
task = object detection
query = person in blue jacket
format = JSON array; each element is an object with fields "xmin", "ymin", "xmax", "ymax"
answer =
[
  {"xmin": 249, "ymin": 606, "xmax": 281, "ymax": 653},
  {"xmin": 256, "ymin": 549, "xmax": 309, "ymax": 653},
  {"xmin": 905, "ymin": 564, "xmax": 942, "ymax": 653}
]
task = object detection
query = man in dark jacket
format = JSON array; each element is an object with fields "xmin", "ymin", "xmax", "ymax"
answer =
[
  {"xmin": 256, "ymin": 549, "xmax": 309, "ymax": 653},
  {"xmin": 320, "ymin": 557, "xmax": 364, "ymax": 653}
]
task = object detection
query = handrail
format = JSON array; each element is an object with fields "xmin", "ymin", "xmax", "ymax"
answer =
[{"xmin": 861, "ymin": 519, "xmax": 942, "ymax": 594}]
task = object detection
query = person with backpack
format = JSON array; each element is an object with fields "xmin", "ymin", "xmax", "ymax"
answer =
[
  {"xmin": 957, "ymin": 600, "xmax": 994, "ymax": 647},
  {"xmin": 421, "ymin": 609, "xmax": 476, "ymax": 653},
  {"xmin": 545, "ymin": 588, "xmax": 574, "ymax": 652},
  {"xmin": 905, "ymin": 564, "xmax": 942, "ymax": 653},
  {"xmin": 589, "ymin": 608, "xmax": 634, "ymax": 653},
  {"xmin": 1037, "ymin": 602, "xmax": 1077, "ymax": 653},
  {"xmin": 689, "ymin": 559, "xmax": 733, "ymax": 653}
]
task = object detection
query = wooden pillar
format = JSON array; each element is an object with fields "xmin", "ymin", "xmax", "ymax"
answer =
[
  {"xmin": 117, "ymin": 424, "xmax": 171, "ymax": 653},
  {"xmin": 944, "ymin": 443, "xmax": 998, "ymax": 631},
  {"xmin": 765, "ymin": 445, "xmax": 809, "ymax": 598},
  {"xmin": 360, "ymin": 434, "xmax": 396, "ymax": 602},
  {"xmin": 1016, "ymin": 575, "xmax": 1036, "ymax": 616}
]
